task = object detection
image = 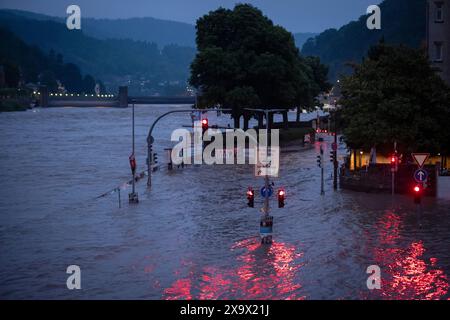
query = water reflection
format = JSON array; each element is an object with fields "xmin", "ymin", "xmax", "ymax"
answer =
[
  {"xmin": 368, "ymin": 210, "xmax": 449, "ymax": 299},
  {"xmin": 164, "ymin": 238, "xmax": 305, "ymax": 300}
]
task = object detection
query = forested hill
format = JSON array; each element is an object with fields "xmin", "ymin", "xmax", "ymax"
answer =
[
  {"xmin": 0, "ymin": 10, "xmax": 196, "ymax": 95},
  {"xmin": 0, "ymin": 27, "xmax": 102, "ymax": 93},
  {"xmin": 0, "ymin": 9, "xmax": 196, "ymax": 47},
  {"xmin": 301, "ymin": 0, "xmax": 426, "ymax": 81}
]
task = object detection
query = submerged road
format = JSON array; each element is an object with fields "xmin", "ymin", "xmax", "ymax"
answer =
[{"xmin": 0, "ymin": 105, "xmax": 449, "ymax": 299}]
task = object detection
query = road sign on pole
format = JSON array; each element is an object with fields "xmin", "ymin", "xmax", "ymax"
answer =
[
  {"xmin": 260, "ymin": 186, "xmax": 273, "ymax": 198},
  {"xmin": 412, "ymin": 153, "xmax": 430, "ymax": 168},
  {"xmin": 414, "ymin": 169, "xmax": 428, "ymax": 183}
]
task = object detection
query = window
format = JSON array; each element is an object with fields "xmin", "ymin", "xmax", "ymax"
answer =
[
  {"xmin": 435, "ymin": 2, "xmax": 444, "ymax": 22},
  {"xmin": 434, "ymin": 42, "xmax": 443, "ymax": 61}
]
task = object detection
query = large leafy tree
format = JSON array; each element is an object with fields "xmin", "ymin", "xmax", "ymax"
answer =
[
  {"xmin": 190, "ymin": 4, "xmax": 329, "ymax": 127},
  {"xmin": 340, "ymin": 43, "xmax": 450, "ymax": 155}
]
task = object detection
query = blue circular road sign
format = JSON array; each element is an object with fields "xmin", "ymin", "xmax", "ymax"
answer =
[
  {"xmin": 414, "ymin": 169, "xmax": 428, "ymax": 183},
  {"xmin": 260, "ymin": 186, "xmax": 273, "ymax": 198}
]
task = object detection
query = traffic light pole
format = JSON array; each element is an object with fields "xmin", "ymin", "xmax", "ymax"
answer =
[
  {"xmin": 129, "ymin": 102, "xmax": 139, "ymax": 203},
  {"xmin": 333, "ymin": 109, "xmax": 338, "ymax": 190},
  {"xmin": 391, "ymin": 142, "xmax": 397, "ymax": 196},
  {"xmin": 146, "ymin": 108, "xmax": 232, "ymax": 188},
  {"xmin": 391, "ymin": 170, "xmax": 395, "ymax": 196},
  {"xmin": 320, "ymin": 145, "xmax": 325, "ymax": 195},
  {"xmin": 264, "ymin": 109, "xmax": 270, "ymax": 217},
  {"xmin": 132, "ymin": 102, "xmax": 136, "ymax": 195},
  {"xmin": 244, "ymin": 108, "xmax": 287, "ymax": 244}
]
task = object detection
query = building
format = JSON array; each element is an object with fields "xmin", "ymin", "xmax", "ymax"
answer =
[{"xmin": 427, "ymin": 0, "xmax": 450, "ymax": 85}]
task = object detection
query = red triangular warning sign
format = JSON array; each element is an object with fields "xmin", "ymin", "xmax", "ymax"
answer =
[{"xmin": 411, "ymin": 153, "xmax": 430, "ymax": 168}]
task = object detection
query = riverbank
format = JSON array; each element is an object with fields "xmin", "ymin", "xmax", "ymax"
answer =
[
  {"xmin": 0, "ymin": 99, "xmax": 31, "ymax": 112},
  {"xmin": 0, "ymin": 88, "xmax": 32, "ymax": 112}
]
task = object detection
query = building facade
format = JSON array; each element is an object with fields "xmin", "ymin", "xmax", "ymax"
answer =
[{"xmin": 427, "ymin": 0, "xmax": 450, "ymax": 85}]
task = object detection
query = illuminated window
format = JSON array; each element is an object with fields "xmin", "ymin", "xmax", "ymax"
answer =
[
  {"xmin": 434, "ymin": 42, "xmax": 443, "ymax": 61},
  {"xmin": 435, "ymin": 2, "xmax": 444, "ymax": 22}
]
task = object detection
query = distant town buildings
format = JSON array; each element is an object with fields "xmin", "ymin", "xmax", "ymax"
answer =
[{"xmin": 427, "ymin": 0, "xmax": 450, "ymax": 85}]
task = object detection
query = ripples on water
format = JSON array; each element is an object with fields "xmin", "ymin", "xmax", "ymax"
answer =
[{"xmin": 0, "ymin": 106, "xmax": 449, "ymax": 299}]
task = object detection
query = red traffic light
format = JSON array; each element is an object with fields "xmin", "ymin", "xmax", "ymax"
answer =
[
  {"xmin": 246, "ymin": 187, "xmax": 254, "ymax": 208},
  {"xmin": 201, "ymin": 118, "xmax": 208, "ymax": 126},
  {"xmin": 413, "ymin": 184, "xmax": 422, "ymax": 204},
  {"xmin": 391, "ymin": 156, "xmax": 396, "ymax": 163},
  {"xmin": 277, "ymin": 188, "xmax": 285, "ymax": 208}
]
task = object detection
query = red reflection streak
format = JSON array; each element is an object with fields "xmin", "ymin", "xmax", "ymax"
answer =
[
  {"xmin": 163, "ymin": 239, "xmax": 305, "ymax": 300},
  {"xmin": 164, "ymin": 278, "xmax": 193, "ymax": 300},
  {"xmin": 371, "ymin": 211, "xmax": 449, "ymax": 300}
]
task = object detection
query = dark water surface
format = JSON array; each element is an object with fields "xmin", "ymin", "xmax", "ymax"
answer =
[{"xmin": 0, "ymin": 106, "xmax": 449, "ymax": 299}]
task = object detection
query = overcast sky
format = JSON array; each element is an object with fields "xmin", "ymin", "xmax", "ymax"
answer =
[{"xmin": 0, "ymin": 0, "xmax": 383, "ymax": 33}]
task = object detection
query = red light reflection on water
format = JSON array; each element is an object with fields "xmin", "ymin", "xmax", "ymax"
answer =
[
  {"xmin": 368, "ymin": 211, "xmax": 449, "ymax": 300},
  {"xmin": 163, "ymin": 239, "xmax": 305, "ymax": 300}
]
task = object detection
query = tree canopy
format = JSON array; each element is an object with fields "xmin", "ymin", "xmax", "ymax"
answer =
[
  {"xmin": 340, "ymin": 43, "xmax": 450, "ymax": 155},
  {"xmin": 189, "ymin": 4, "xmax": 329, "ymax": 125}
]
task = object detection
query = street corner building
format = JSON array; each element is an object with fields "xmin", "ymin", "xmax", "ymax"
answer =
[{"xmin": 427, "ymin": 0, "xmax": 450, "ymax": 85}]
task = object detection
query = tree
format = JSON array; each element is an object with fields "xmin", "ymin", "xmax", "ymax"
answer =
[
  {"xmin": 39, "ymin": 70, "xmax": 58, "ymax": 91},
  {"xmin": 82, "ymin": 75, "xmax": 96, "ymax": 94},
  {"xmin": 2, "ymin": 62, "xmax": 21, "ymax": 88},
  {"xmin": 98, "ymin": 80, "xmax": 106, "ymax": 94},
  {"xmin": 60, "ymin": 63, "xmax": 83, "ymax": 93},
  {"xmin": 190, "ymin": 4, "xmax": 328, "ymax": 128},
  {"xmin": 340, "ymin": 43, "xmax": 450, "ymax": 155}
]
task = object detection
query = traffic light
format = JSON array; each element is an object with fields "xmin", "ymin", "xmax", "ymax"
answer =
[
  {"xmin": 390, "ymin": 154, "xmax": 398, "ymax": 172},
  {"xmin": 413, "ymin": 184, "xmax": 422, "ymax": 204},
  {"xmin": 153, "ymin": 152, "xmax": 158, "ymax": 164},
  {"xmin": 201, "ymin": 118, "xmax": 209, "ymax": 134},
  {"xmin": 330, "ymin": 151, "xmax": 335, "ymax": 162},
  {"xmin": 246, "ymin": 187, "xmax": 254, "ymax": 208},
  {"xmin": 317, "ymin": 155, "xmax": 322, "ymax": 167},
  {"xmin": 129, "ymin": 153, "xmax": 136, "ymax": 174},
  {"xmin": 277, "ymin": 188, "xmax": 285, "ymax": 208}
]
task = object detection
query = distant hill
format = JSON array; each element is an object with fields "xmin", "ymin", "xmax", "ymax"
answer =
[
  {"xmin": 81, "ymin": 17, "xmax": 196, "ymax": 47},
  {"xmin": 0, "ymin": 27, "xmax": 101, "ymax": 93},
  {"xmin": 293, "ymin": 32, "xmax": 317, "ymax": 50},
  {"xmin": 0, "ymin": 9, "xmax": 196, "ymax": 48},
  {"xmin": 301, "ymin": 0, "xmax": 426, "ymax": 81},
  {"xmin": 2, "ymin": 9, "xmax": 319, "ymax": 50},
  {"xmin": 0, "ymin": 10, "xmax": 196, "ymax": 95}
]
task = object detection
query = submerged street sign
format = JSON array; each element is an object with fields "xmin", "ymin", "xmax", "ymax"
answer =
[
  {"xmin": 414, "ymin": 169, "xmax": 428, "ymax": 183},
  {"xmin": 411, "ymin": 153, "xmax": 430, "ymax": 168}
]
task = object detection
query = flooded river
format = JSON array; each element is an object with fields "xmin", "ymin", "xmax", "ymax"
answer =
[{"xmin": 0, "ymin": 106, "xmax": 449, "ymax": 299}]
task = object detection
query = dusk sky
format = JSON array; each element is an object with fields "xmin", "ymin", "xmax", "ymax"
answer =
[{"xmin": 0, "ymin": 0, "xmax": 383, "ymax": 33}]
